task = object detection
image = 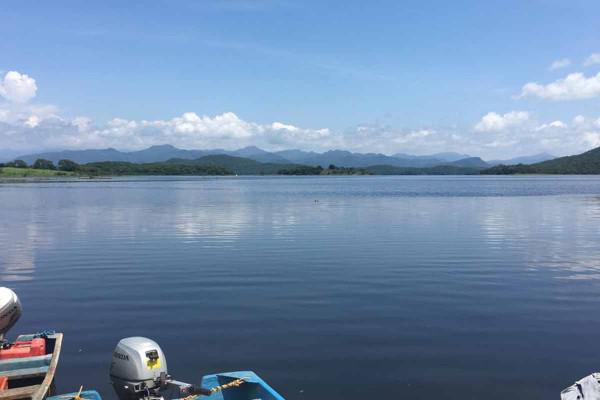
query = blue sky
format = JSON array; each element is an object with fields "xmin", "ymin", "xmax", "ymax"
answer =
[{"xmin": 2, "ymin": 0, "xmax": 600, "ymax": 159}]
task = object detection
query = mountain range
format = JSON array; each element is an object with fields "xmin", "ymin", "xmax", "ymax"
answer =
[
  {"xmin": 482, "ymin": 146, "xmax": 600, "ymax": 174},
  {"xmin": 12, "ymin": 145, "xmax": 555, "ymax": 169}
]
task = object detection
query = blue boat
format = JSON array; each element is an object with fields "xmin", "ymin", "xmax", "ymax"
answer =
[
  {"xmin": 48, "ymin": 389, "xmax": 102, "ymax": 400},
  {"xmin": 106, "ymin": 337, "xmax": 286, "ymax": 400},
  {"xmin": 0, "ymin": 288, "xmax": 285, "ymax": 400},
  {"xmin": 200, "ymin": 371, "xmax": 284, "ymax": 400},
  {"xmin": 48, "ymin": 371, "xmax": 283, "ymax": 400}
]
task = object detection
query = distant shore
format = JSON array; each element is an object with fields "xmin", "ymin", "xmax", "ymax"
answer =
[{"xmin": 0, "ymin": 167, "xmax": 75, "ymax": 178}]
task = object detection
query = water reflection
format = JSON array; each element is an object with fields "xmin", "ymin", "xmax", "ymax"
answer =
[
  {"xmin": 2, "ymin": 177, "xmax": 600, "ymax": 400},
  {"xmin": 479, "ymin": 196, "xmax": 600, "ymax": 280},
  {"xmin": 0, "ymin": 223, "xmax": 39, "ymax": 281}
]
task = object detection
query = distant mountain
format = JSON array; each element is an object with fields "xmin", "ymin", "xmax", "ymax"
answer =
[
  {"xmin": 274, "ymin": 149, "xmax": 319, "ymax": 163},
  {"xmin": 167, "ymin": 155, "xmax": 300, "ymax": 175},
  {"xmin": 294, "ymin": 150, "xmax": 458, "ymax": 168},
  {"xmin": 17, "ymin": 145, "xmax": 286, "ymax": 165},
  {"xmin": 445, "ymin": 157, "xmax": 489, "ymax": 168},
  {"xmin": 297, "ymin": 150, "xmax": 402, "ymax": 167},
  {"xmin": 18, "ymin": 148, "xmax": 132, "ymax": 164},
  {"xmin": 482, "ymin": 147, "xmax": 600, "ymax": 174},
  {"xmin": 0, "ymin": 149, "xmax": 27, "ymax": 163},
  {"xmin": 276, "ymin": 149, "xmax": 466, "ymax": 168},
  {"xmin": 487, "ymin": 153, "xmax": 555, "ymax": 166},
  {"xmin": 229, "ymin": 146, "xmax": 291, "ymax": 163},
  {"xmin": 392, "ymin": 152, "xmax": 470, "ymax": 162},
  {"xmin": 15, "ymin": 145, "xmax": 555, "ymax": 171},
  {"xmin": 120, "ymin": 144, "xmax": 208, "ymax": 163},
  {"xmin": 366, "ymin": 164, "xmax": 481, "ymax": 175},
  {"xmin": 428, "ymin": 152, "xmax": 472, "ymax": 162}
]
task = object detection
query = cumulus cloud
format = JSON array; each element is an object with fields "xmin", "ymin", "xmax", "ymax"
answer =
[
  {"xmin": 0, "ymin": 71, "xmax": 37, "ymax": 103},
  {"xmin": 470, "ymin": 110, "xmax": 600, "ymax": 157},
  {"xmin": 169, "ymin": 112, "xmax": 255, "ymax": 138},
  {"xmin": 4, "ymin": 69, "xmax": 600, "ymax": 160},
  {"xmin": 549, "ymin": 58, "xmax": 571, "ymax": 71},
  {"xmin": 474, "ymin": 111, "xmax": 530, "ymax": 132},
  {"xmin": 535, "ymin": 120, "xmax": 567, "ymax": 131},
  {"xmin": 271, "ymin": 122, "xmax": 299, "ymax": 131},
  {"xmin": 4, "ymin": 106, "xmax": 600, "ymax": 160},
  {"xmin": 520, "ymin": 72, "xmax": 600, "ymax": 100},
  {"xmin": 573, "ymin": 115, "xmax": 586, "ymax": 126},
  {"xmin": 582, "ymin": 131, "xmax": 600, "ymax": 147},
  {"xmin": 583, "ymin": 53, "xmax": 600, "ymax": 67},
  {"xmin": 0, "ymin": 108, "xmax": 337, "ymax": 153},
  {"xmin": 0, "ymin": 103, "xmax": 59, "ymax": 126}
]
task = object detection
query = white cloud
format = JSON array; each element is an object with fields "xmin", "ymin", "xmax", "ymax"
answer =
[
  {"xmin": 169, "ymin": 111, "xmax": 255, "ymax": 138},
  {"xmin": 72, "ymin": 116, "xmax": 92, "ymax": 132},
  {"xmin": 573, "ymin": 115, "xmax": 586, "ymax": 126},
  {"xmin": 535, "ymin": 120, "xmax": 567, "ymax": 131},
  {"xmin": 0, "ymin": 71, "xmax": 37, "ymax": 103},
  {"xmin": 24, "ymin": 115, "xmax": 40, "ymax": 128},
  {"xmin": 4, "ymin": 107, "xmax": 600, "ymax": 160},
  {"xmin": 549, "ymin": 58, "xmax": 571, "ymax": 71},
  {"xmin": 0, "ymin": 108, "xmax": 336, "ymax": 153},
  {"xmin": 0, "ymin": 103, "xmax": 59, "ymax": 126},
  {"xmin": 271, "ymin": 122, "xmax": 299, "ymax": 131},
  {"xmin": 520, "ymin": 72, "xmax": 600, "ymax": 100},
  {"xmin": 583, "ymin": 53, "xmax": 600, "ymax": 67},
  {"xmin": 3, "ymin": 69, "xmax": 600, "ymax": 160},
  {"xmin": 582, "ymin": 131, "xmax": 600, "ymax": 147},
  {"xmin": 474, "ymin": 111, "xmax": 530, "ymax": 132},
  {"xmin": 392, "ymin": 129, "xmax": 435, "ymax": 144}
]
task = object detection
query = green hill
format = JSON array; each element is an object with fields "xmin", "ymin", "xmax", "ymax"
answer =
[
  {"xmin": 79, "ymin": 161, "xmax": 232, "ymax": 176},
  {"xmin": 481, "ymin": 146, "xmax": 600, "ymax": 174},
  {"xmin": 366, "ymin": 164, "xmax": 481, "ymax": 175},
  {"xmin": 167, "ymin": 154, "xmax": 301, "ymax": 175},
  {"xmin": 170, "ymin": 155, "xmax": 371, "ymax": 175}
]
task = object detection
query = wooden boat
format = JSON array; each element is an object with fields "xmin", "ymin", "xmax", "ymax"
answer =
[{"xmin": 0, "ymin": 332, "xmax": 63, "ymax": 400}]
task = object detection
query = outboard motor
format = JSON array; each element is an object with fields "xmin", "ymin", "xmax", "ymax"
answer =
[
  {"xmin": 110, "ymin": 337, "xmax": 211, "ymax": 400},
  {"xmin": 0, "ymin": 287, "xmax": 22, "ymax": 340}
]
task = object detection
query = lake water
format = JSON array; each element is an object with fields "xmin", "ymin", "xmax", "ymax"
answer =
[{"xmin": 2, "ymin": 176, "xmax": 600, "ymax": 399}]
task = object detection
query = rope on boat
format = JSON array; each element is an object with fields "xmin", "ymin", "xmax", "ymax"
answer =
[
  {"xmin": 209, "ymin": 377, "xmax": 248, "ymax": 393},
  {"xmin": 184, "ymin": 377, "xmax": 249, "ymax": 399},
  {"xmin": 59, "ymin": 385, "xmax": 85, "ymax": 400}
]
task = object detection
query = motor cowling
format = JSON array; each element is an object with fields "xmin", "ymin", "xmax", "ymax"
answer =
[
  {"xmin": 110, "ymin": 337, "xmax": 169, "ymax": 399},
  {"xmin": 0, "ymin": 287, "xmax": 22, "ymax": 340}
]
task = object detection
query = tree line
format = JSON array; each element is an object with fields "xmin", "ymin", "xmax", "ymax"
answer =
[{"xmin": 0, "ymin": 158, "xmax": 79, "ymax": 171}]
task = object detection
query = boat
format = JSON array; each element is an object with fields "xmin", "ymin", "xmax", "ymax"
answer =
[
  {"xmin": 0, "ymin": 287, "xmax": 285, "ymax": 400},
  {"xmin": 0, "ymin": 287, "xmax": 63, "ymax": 400},
  {"xmin": 0, "ymin": 332, "xmax": 63, "ymax": 400},
  {"xmin": 47, "ymin": 390, "xmax": 102, "ymax": 400},
  {"xmin": 47, "ymin": 371, "xmax": 284, "ymax": 400},
  {"xmin": 109, "ymin": 337, "xmax": 286, "ymax": 400},
  {"xmin": 199, "ymin": 370, "xmax": 284, "ymax": 400},
  {"xmin": 561, "ymin": 372, "xmax": 600, "ymax": 400}
]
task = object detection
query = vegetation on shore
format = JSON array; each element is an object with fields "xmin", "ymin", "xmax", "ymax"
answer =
[
  {"xmin": 78, "ymin": 161, "xmax": 231, "ymax": 176},
  {"xmin": 0, "ymin": 167, "xmax": 74, "ymax": 177},
  {"xmin": 366, "ymin": 164, "xmax": 480, "ymax": 175},
  {"xmin": 0, "ymin": 156, "xmax": 369, "ymax": 177},
  {"xmin": 278, "ymin": 164, "xmax": 371, "ymax": 175}
]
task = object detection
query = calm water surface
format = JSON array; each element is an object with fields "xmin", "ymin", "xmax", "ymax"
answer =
[{"xmin": 2, "ymin": 176, "xmax": 600, "ymax": 399}]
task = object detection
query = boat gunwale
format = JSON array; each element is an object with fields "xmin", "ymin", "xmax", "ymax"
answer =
[{"xmin": 0, "ymin": 332, "xmax": 63, "ymax": 400}]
